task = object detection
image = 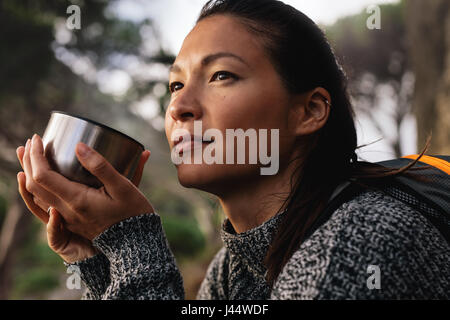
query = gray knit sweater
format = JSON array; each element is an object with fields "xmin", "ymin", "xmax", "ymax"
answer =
[{"xmin": 68, "ymin": 190, "xmax": 450, "ymax": 299}]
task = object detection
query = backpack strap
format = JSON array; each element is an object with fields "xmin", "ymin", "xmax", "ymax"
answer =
[
  {"xmin": 379, "ymin": 155, "xmax": 450, "ymax": 244},
  {"xmin": 303, "ymin": 156, "xmax": 450, "ymax": 244},
  {"xmin": 403, "ymin": 155, "xmax": 450, "ymax": 174},
  {"xmin": 379, "ymin": 155, "xmax": 450, "ymax": 217}
]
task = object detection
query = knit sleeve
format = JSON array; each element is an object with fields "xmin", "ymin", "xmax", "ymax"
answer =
[
  {"xmin": 271, "ymin": 191, "xmax": 450, "ymax": 300},
  {"xmin": 65, "ymin": 252, "xmax": 110, "ymax": 300},
  {"xmin": 84, "ymin": 212, "xmax": 184, "ymax": 299},
  {"xmin": 196, "ymin": 247, "xmax": 229, "ymax": 299}
]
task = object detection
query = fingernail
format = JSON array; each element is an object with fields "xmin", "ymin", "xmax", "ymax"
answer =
[
  {"xmin": 31, "ymin": 134, "xmax": 37, "ymax": 147},
  {"xmin": 17, "ymin": 172, "xmax": 24, "ymax": 183},
  {"xmin": 32, "ymin": 134, "xmax": 43, "ymax": 153},
  {"xmin": 77, "ymin": 143, "xmax": 90, "ymax": 158},
  {"xmin": 25, "ymin": 139, "xmax": 30, "ymax": 149}
]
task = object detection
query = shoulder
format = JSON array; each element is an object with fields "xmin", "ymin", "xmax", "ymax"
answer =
[
  {"xmin": 196, "ymin": 247, "xmax": 230, "ymax": 299},
  {"xmin": 271, "ymin": 190, "xmax": 450, "ymax": 299}
]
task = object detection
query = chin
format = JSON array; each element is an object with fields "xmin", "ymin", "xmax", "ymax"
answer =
[
  {"xmin": 176, "ymin": 163, "xmax": 222, "ymax": 191},
  {"xmin": 175, "ymin": 163, "xmax": 259, "ymax": 195}
]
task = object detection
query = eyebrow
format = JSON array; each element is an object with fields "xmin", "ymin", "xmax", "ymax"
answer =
[{"xmin": 169, "ymin": 52, "xmax": 250, "ymax": 74}]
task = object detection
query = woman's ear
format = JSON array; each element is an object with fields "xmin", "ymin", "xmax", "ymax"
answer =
[{"xmin": 290, "ymin": 87, "xmax": 331, "ymax": 137}]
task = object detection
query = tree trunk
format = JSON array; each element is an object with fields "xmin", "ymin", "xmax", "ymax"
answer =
[
  {"xmin": 406, "ymin": 0, "xmax": 450, "ymax": 154},
  {"xmin": 0, "ymin": 194, "xmax": 31, "ymax": 299}
]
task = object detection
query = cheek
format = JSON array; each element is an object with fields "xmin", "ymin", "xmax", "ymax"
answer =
[
  {"xmin": 164, "ymin": 109, "xmax": 173, "ymax": 142},
  {"xmin": 208, "ymin": 87, "xmax": 289, "ymax": 132}
]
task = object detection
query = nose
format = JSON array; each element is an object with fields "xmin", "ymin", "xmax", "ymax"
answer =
[{"xmin": 168, "ymin": 88, "xmax": 203, "ymax": 122}]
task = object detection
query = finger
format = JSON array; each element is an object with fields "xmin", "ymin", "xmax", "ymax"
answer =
[
  {"xmin": 47, "ymin": 208, "xmax": 59, "ymax": 234},
  {"xmin": 16, "ymin": 146, "xmax": 25, "ymax": 169},
  {"xmin": 47, "ymin": 208, "xmax": 70, "ymax": 251},
  {"xmin": 24, "ymin": 136, "xmax": 67, "ymax": 208},
  {"xmin": 131, "ymin": 150, "xmax": 150, "ymax": 187},
  {"xmin": 17, "ymin": 172, "xmax": 49, "ymax": 223},
  {"xmin": 33, "ymin": 195, "xmax": 51, "ymax": 213},
  {"xmin": 22, "ymin": 139, "xmax": 32, "ymax": 184},
  {"xmin": 75, "ymin": 142, "xmax": 132, "ymax": 198},
  {"xmin": 29, "ymin": 134, "xmax": 89, "ymax": 203}
]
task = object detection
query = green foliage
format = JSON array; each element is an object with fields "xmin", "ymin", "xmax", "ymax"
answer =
[
  {"xmin": 11, "ymin": 219, "xmax": 65, "ymax": 299},
  {"xmin": 149, "ymin": 187, "xmax": 194, "ymax": 217},
  {"xmin": 11, "ymin": 267, "xmax": 60, "ymax": 299},
  {"xmin": 325, "ymin": 2, "xmax": 407, "ymax": 81},
  {"xmin": 161, "ymin": 215, "xmax": 206, "ymax": 259},
  {"xmin": 19, "ymin": 239, "xmax": 64, "ymax": 269}
]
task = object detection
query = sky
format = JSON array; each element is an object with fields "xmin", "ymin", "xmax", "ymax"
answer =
[
  {"xmin": 103, "ymin": 0, "xmax": 415, "ymax": 162},
  {"xmin": 111, "ymin": 0, "xmax": 399, "ymax": 54}
]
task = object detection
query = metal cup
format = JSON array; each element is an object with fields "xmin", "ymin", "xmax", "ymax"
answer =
[{"xmin": 42, "ymin": 111, "xmax": 144, "ymax": 188}]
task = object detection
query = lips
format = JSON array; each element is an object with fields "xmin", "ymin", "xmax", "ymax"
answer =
[{"xmin": 173, "ymin": 134, "xmax": 214, "ymax": 154}]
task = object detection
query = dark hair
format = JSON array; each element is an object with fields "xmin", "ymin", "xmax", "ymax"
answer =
[{"xmin": 197, "ymin": 0, "xmax": 425, "ymax": 286}]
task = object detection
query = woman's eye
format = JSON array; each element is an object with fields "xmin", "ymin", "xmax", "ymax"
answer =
[
  {"xmin": 211, "ymin": 71, "xmax": 236, "ymax": 82},
  {"xmin": 169, "ymin": 82, "xmax": 183, "ymax": 93},
  {"xmin": 169, "ymin": 72, "xmax": 237, "ymax": 93}
]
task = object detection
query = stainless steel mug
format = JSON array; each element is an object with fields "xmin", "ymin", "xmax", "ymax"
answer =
[{"xmin": 42, "ymin": 111, "xmax": 144, "ymax": 188}]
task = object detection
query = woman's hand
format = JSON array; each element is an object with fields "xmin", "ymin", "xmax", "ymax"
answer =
[
  {"xmin": 16, "ymin": 134, "xmax": 153, "ymax": 261},
  {"xmin": 18, "ymin": 162, "xmax": 100, "ymax": 263}
]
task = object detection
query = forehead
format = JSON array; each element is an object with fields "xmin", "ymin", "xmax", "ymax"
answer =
[{"xmin": 175, "ymin": 15, "xmax": 266, "ymax": 68}]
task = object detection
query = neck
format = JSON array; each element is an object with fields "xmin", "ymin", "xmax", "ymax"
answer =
[{"xmin": 218, "ymin": 161, "xmax": 301, "ymax": 233}]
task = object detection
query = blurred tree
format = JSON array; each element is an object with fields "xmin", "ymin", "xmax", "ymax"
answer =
[
  {"xmin": 0, "ymin": 0, "xmax": 179, "ymax": 298},
  {"xmin": 326, "ymin": 1, "xmax": 415, "ymax": 158},
  {"xmin": 405, "ymin": 0, "xmax": 450, "ymax": 154}
]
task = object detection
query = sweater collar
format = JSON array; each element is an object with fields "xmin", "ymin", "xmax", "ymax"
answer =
[{"xmin": 220, "ymin": 210, "xmax": 286, "ymax": 279}]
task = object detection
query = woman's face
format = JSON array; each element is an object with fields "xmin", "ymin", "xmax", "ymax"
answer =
[{"xmin": 165, "ymin": 15, "xmax": 299, "ymax": 194}]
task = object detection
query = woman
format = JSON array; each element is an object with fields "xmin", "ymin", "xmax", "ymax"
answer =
[{"xmin": 16, "ymin": 0, "xmax": 449, "ymax": 299}]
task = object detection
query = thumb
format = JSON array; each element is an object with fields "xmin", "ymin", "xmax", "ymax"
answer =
[
  {"xmin": 131, "ymin": 150, "xmax": 150, "ymax": 187},
  {"xmin": 75, "ymin": 142, "xmax": 129, "ymax": 195}
]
